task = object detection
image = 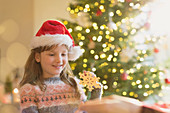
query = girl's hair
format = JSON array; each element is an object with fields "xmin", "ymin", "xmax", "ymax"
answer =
[{"xmin": 19, "ymin": 45, "xmax": 80, "ymax": 98}]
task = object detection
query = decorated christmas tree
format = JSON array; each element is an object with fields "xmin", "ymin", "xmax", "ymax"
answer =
[{"xmin": 61, "ymin": 0, "xmax": 163, "ymax": 101}]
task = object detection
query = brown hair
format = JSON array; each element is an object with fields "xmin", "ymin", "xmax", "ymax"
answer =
[{"xmin": 19, "ymin": 45, "xmax": 80, "ymax": 98}]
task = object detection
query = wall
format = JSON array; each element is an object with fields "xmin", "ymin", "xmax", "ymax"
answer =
[{"xmin": 0, "ymin": 0, "xmax": 34, "ymax": 82}]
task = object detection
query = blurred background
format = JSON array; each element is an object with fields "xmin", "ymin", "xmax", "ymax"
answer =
[{"xmin": 0, "ymin": 0, "xmax": 170, "ymax": 112}]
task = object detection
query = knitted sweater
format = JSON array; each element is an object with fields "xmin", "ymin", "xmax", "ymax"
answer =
[{"xmin": 20, "ymin": 77, "xmax": 87, "ymax": 113}]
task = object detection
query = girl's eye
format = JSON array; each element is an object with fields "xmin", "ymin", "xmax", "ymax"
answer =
[
  {"xmin": 62, "ymin": 53, "xmax": 67, "ymax": 56},
  {"xmin": 49, "ymin": 54, "xmax": 54, "ymax": 56}
]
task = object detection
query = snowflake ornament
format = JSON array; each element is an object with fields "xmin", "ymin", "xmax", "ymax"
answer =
[{"xmin": 79, "ymin": 71, "xmax": 101, "ymax": 91}]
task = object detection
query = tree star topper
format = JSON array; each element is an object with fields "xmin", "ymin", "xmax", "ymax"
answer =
[{"xmin": 79, "ymin": 71, "xmax": 101, "ymax": 91}]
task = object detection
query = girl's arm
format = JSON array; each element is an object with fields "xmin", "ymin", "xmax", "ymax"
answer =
[{"xmin": 19, "ymin": 84, "xmax": 39, "ymax": 113}]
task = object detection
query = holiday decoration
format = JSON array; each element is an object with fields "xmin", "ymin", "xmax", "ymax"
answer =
[
  {"xmin": 120, "ymin": 72, "xmax": 129, "ymax": 81},
  {"xmin": 79, "ymin": 71, "xmax": 101, "ymax": 91},
  {"xmin": 96, "ymin": 9, "xmax": 102, "ymax": 16},
  {"xmin": 165, "ymin": 78, "xmax": 170, "ymax": 84},
  {"xmin": 154, "ymin": 48, "xmax": 159, "ymax": 53}
]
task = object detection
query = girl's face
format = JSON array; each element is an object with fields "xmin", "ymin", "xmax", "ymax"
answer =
[{"xmin": 35, "ymin": 45, "xmax": 68, "ymax": 78}]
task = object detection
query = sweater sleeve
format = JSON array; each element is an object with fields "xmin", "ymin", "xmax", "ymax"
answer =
[{"xmin": 19, "ymin": 84, "xmax": 39, "ymax": 113}]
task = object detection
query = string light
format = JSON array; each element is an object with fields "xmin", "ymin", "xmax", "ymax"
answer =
[
  {"xmin": 92, "ymin": 36, "xmax": 97, "ymax": 41},
  {"xmin": 90, "ymin": 50, "xmax": 95, "ymax": 54},
  {"xmin": 68, "ymin": 28, "xmax": 73, "ymax": 33}
]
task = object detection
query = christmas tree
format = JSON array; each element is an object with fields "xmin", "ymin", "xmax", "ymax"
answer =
[{"xmin": 61, "ymin": 0, "xmax": 163, "ymax": 101}]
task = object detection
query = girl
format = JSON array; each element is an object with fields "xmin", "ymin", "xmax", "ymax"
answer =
[{"xmin": 19, "ymin": 20, "xmax": 102, "ymax": 113}]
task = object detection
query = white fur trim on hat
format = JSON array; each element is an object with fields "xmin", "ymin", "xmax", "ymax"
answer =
[
  {"xmin": 30, "ymin": 34, "xmax": 73, "ymax": 49},
  {"xmin": 69, "ymin": 46, "xmax": 83, "ymax": 61}
]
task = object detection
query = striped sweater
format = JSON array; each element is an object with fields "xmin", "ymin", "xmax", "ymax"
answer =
[{"xmin": 20, "ymin": 77, "xmax": 87, "ymax": 113}]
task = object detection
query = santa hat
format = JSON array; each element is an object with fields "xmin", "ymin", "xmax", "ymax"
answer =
[{"xmin": 30, "ymin": 20, "xmax": 82, "ymax": 61}]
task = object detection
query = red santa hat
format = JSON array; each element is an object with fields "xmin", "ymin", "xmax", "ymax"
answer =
[{"xmin": 30, "ymin": 20, "xmax": 82, "ymax": 61}]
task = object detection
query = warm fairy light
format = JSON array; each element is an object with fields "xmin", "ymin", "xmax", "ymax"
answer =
[
  {"xmin": 77, "ymin": 33, "xmax": 82, "ymax": 37},
  {"xmin": 122, "ymin": 91, "xmax": 127, "ymax": 95},
  {"xmin": 93, "ymin": 23, "xmax": 97, "ymax": 27},
  {"xmin": 76, "ymin": 26, "xmax": 82, "ymax": 31},
  {"xmin": 67, "ymin": 7, "xmax": 71, "ymax": 11},
  {"xmin": 116, "ymin": 10, "xmax": 122, "ymax": 16},
  {"xmin": 94, "ymin": 55, "xmax": 99, "ymax": 59},
  {"xmin": 103, "ymin": 85, "xmax": 108, "ymax": 89},
  {"xmin": 132, "ymin": 82, "xmax": 136, "ymax": 86},
  {"xmin": 114, "ymin": 52, "xmax": 118, "ymax": 56},
  {"xmin": 99, "ymin": 31, "xmax": 103, "ymax": 35},
  {"xmin": 140, "ymin": 58, "xmax": 144, "ymax": 61},
  {"xmin": 124, "ymin": 32, "xmax": 128, "ymax": 36},
  {"xmin": 143, "ymin": 92, "xmax": 148, "ymax": 97},
  {"xmin": 100, "ymin": 25, "xmax": 105, "ymax": 30},
  {"xmin": 134, "ymin": 3, "xmax": 141, "ymax": 9},
  {"xmin": 142, "ymin": 50, "xmax": 146, "ymax": 54},
  {"xmin": 85, "ymin": 29, "xmax": 90, "ymax": 33},
  {"xmin": 129, "ymin": 92, "xmax": 134, "ymax": 96},
  {"xmin": 131, "ymin": 29, "xmax": 136, "ymax": 34},
  {"xmin": 85, "ymin": 4, "xmax": 90, "ymax": 8},
  {"xmin": 63, "ymin": 21, "xmax": 68, "ymax": 25},
  {"xmin": 94, "ymin": 2, "xmax": 99, "ymax": 6},
  {"xmin": 129, "ymin": 3, "xmax": 134, "ymax": 7},
  {"xmin": 109, "ymin": 12, "xmax": 114, "ymax": 16},
  {"xmin": 83, "ymin": 59, "xmax": 88, "ymax": 63},
  {"xmin": 100, "ymin": 53, "xmax": 106, "ymax": 59},
  {"xmin": 145, "ymin": 84, "xmax": 150, "ymax": 88},
  {"xmin": 92, "ymin": 68, "xmax": 96, "ymax": 71},
  {"xmin": 79, "ymin": 7, "xmax": 84, "ymax": 11},
  {"xmin": 112, "ymin": 68, "xmax": 117, "ymax": 73},
  {"xmin": 13, "ymin": 88, "xmax": 19, "ymax": 94},
  {"xmin": 99, "ymin": 5, "xmax": 104, "ymax": 10},
  {"xmin": 79, "ymin": 41, "xmax": 83, "ymax": 46},
  {"xmin": 81, "ymin": 36, "xmax": 85, "ymax": 40},
  {"xmin": 83, "ymin": 64, "xmax": 87, "ymax": 68},
  {"xmin": 83, "ymin": 8, "xmax": 88, "ymax": 12},
  {"xmin": 136, "ymin": 80, "xmax": 141, "ymax": 84},
  {"xmin": 90, "ymin": 50, "xmax": 95, "ymax": 54},
  {"xmin": 102, "ymin": 44, "xmax": 107, "ymax": 48},
  {"xmin": 129, "ymin": 68, "xmax": 134, "ymax": 73},
  {"xmin": 70, "ymin": 10, "xmax": 74, "ymax": 14},
  {"xmin": 81, "ymin": 49, "xmax": 85, "ymax": 53},
  {"xmin": 110, "ymin": 37, "xmax": 115, "ymax": 41},
  {"xmin": 138, "ymin": 85, "xmax": 142, "ymax": 89},
  {"xmin": 68, "ymin": 28, "xmax": 72, "ymax": 33},
  {"xmin": 150, "ymin": 68, "xmax": 157, "ymax": 72},
  {"xmin": 105, "ymin": 30, "xmax": 110, "ymax": 35},
  {"xmin": 118, "ymin": 0, "xmax": 125, "ymax": 2},
  {"xmin": 97, "ymin": 36, "xmax": 102, "ymax": 42},
  {"xmin": 120, "ymin": 69, "xmax": 124, "ymax": 73},
  {"xmin": 113, "ymin": 82, "xmax": 117, "ymax": 86},
  {"xmin": 113, "ymin": 58, "xmax": 117, "ymax": 62},
  {"xmin": 92, "ymin": 36, "xmax": 97, "ymax": 41},
  {"xmin": 102, "ymin": 80, "xmax": 107, "ymax": 84}
]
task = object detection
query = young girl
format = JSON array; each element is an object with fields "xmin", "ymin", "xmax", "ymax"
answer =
[{"xmin": 19, "ymin": 20, "xmax": 102, "ymax": 113}]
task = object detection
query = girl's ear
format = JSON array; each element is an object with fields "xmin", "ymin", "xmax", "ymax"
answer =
[{"xmin": 35, "ymin": 53, "xmax": 41, "ymax": 62}]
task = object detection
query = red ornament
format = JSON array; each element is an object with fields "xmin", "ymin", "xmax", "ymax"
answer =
[
  {"xmin": 154, "ymin": 48, "xmax": 159, "ymax": 53},
  {"xmin": 125, "ymin": 0, "xmax": 132, "ymax": 2},
  {"xmin": 144, "ymin": 22, "xmax": 150, "ymax": 29},
  {"xmin": 165, "ymin": 78, "xmax": 170, "ymax": 84},
  {"xmin": 96, "ymin": 9, "xmax": 102, "ymax": 16},
  {"xmin": 120, "ymin": 72, "xmax": 129, "ymax": 80}
]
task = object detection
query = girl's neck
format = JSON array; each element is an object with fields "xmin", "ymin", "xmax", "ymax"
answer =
[{"xmin": 43, "ymin": 74, "xmax": 60, "ymax": 79}]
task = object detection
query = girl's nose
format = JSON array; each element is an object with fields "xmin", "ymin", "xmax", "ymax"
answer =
[{"xmin": 55, "ymin": 55, "xmax": 62, "ymax": 63}]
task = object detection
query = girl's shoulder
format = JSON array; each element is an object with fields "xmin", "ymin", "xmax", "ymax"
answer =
[{"xmin": 20, "ymin": 83, "xmax": 37, "ymax": 96}]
